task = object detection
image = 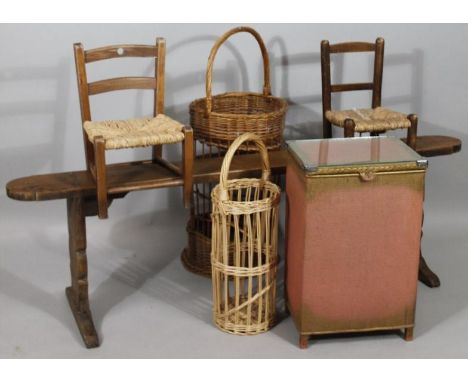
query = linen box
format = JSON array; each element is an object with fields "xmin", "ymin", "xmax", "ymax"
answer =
[{"xmin": 285, "ymin": 137, "xmax": 427, "ymax": 348}]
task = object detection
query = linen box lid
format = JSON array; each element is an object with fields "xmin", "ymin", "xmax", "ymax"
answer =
[{"xmin": 286, "ymin": 136, "xmax": 428, "ymax": 175}]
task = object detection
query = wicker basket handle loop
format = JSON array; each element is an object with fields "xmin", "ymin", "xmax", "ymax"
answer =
[
  {"xmin": 206, "ymin": 26, "xmax": 272, "ymax": 114},
  {"xmin": 219, "ymin": 133, "xmax": 271, "ymax": 201}
]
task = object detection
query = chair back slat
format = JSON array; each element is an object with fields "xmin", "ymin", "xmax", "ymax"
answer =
[
  {"xmin": 88, "ymin": 77, "xmax": 157, "ymax": 95},
  {"xmin": 85, "ymin": 45, "xmax": 157, "ymax": 63},
  {"xmin": 329, "ymin": 41, "xmax": 376, "ymax": 54},
  {"xmin": 330, "ymin": 82, "xmax": 374, "ymax": 93}
]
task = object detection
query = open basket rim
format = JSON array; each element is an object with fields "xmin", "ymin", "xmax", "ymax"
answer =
[
  {"xmin": 190, "ymin": 91, "xmax": 288, "ymax": 119},
  {"xmin": 211, "ymin": 178, "xmax": 281, "ymax": 208}
]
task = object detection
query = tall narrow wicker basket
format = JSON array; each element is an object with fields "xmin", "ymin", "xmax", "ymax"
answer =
[
  {"xmin": 190, "ymin": 26, "xmax": 288, "ymax": 151},
  {"xmin": 211, "ymin": 133, "xmax": 281, "ymax": 335}
]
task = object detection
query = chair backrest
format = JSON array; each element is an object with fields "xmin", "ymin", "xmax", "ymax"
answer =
[
  {"xmin": 320, "ymin": 37, "xmax": 384, "ymax": 138},
  {"xmin": 73, "ymin": 39, "xmax": 166, "ymax": 166}
]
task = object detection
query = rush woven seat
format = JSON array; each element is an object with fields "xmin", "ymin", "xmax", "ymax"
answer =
[
  {"xmin": 325, "ymin": 107, "xmax": 412, "ymax": 133},
  {"xmin": 83, "ymin": 114, "xmax": 185, "ymax": 150}
]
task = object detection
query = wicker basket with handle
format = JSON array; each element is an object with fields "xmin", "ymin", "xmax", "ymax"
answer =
[
  {"xmin": 211, "ymin": 133, "xmax": 281, "ymax": 335},
  {"xmin": 190, "ymin": 26, "xmax": 288, "ymax": 152}
]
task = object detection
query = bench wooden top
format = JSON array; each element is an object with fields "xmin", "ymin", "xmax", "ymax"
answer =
[
  {"xmin": 401, "ymin": 135, "xmax": 461, "ymax": 157},
  {"xmin": 6, "ymin": 150, "xmax": 290, "ymax": 202},
  {"xmin": 6, "ymin": 135, "xmax": 461, "ymax": 202}
]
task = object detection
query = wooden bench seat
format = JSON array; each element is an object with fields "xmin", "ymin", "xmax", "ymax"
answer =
[
  {"xmin": 6, "ymin": 151, "xmax": 290, "ymax": 202},
  {"xmin": 6, "ymin": 136, "xmax": 461, "ymax": 202},
  {"xmin": 401, "ymin": 135, "xmax": 462, "ymax": 157}
]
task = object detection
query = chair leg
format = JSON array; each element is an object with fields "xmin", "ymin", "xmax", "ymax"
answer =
[
  {"xmin": 83, "ymin": 128, "xmax": 96, "ymax": 173},
  {"xmin": 93, "ymin": 136, "xmax": 108, "ymax": 219},
  {"xmin": 406, "ymin": 114, "xmax": 418, "ymax": 151},
  {"xmin": 152, "ymin": 145, "xmax": 163, "ymax": 161},
  {"xmin": 344, "ymin": 119, "xmax": 355, "ymax": 138},
  {"xmin": 182, "ymin": 126, "xmax": 194, "ymax": 209},
  {"xmin": 323, "ymin": 117, "xmax": 333, "ymax": 139}
]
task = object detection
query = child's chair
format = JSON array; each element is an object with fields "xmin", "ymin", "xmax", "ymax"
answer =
[
  {"xmin": 320, "ymin": 37, "xmax": 418, "ymax": 150},
  {"xmin": 74, "ymin": 38, "xmax": 193, "ymax": 219}
]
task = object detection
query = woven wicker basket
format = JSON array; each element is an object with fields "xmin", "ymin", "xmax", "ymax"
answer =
[
  {"xmin": 181, "ymin": 143, "xmax": 222, "ymax": 277},
  {"xmin": 181, "ymin": 208, "xmax": 213, "ymax": 277},
  {"xmin": 180, "ymin": 143, "xmax": 284, "ymax": 278},
  {"xmin": 190, "ymin": 26, "xmax": 288, "ymax": 152},
  {"xmin": 211, "ymin": 133, "xmax": 281, "ymax": 335}
]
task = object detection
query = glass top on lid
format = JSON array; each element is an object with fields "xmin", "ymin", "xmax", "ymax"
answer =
[{"xmin": 286, "ymin": 136, "xmax": 427, "ymax": 172}]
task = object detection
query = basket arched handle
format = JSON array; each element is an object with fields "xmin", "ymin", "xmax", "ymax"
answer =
[
  {"xmin": 219, "ymin": 133, "xmax": 271, "ymax": 201},
  {"xmin": 206, "ymin": 26, "xmax": 271, "ymax": 114}
]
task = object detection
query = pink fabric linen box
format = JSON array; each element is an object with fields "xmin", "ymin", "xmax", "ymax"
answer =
[{"xmin": 285, "ymin": 137, "xmax": 427, "ymax": 348}]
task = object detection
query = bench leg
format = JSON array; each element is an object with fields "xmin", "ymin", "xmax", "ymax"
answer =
[
  {"xmin": 419, "ymin": 254, "xmax": 440, "ymax": 288},
  {"xmin": 418, "ymin": 209, "xmax": 441, "ymax": 288},
  {"xmin": 66, "ymin": 196, "xmax": 99, "ymax": 348},
  {"xmin": 399, "ymin": 134, "xmax": 440, "ymax": 288}
]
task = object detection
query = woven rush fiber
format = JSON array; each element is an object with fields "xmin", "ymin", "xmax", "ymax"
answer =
[
  {"xmin": 83, "ymin": 114, "xmax": 184, "ymax": 149},
  {"xmin": 325, "ymin": 107, "xmax": 411, "ymax": 133}
]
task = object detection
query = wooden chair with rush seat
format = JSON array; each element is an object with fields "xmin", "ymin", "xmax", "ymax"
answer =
[
  {"xmin": 320, "ymin": 37, "xmax": 418, "ymax": 150},
  {"xmin": 74, "ymin": 38, "xmax": 193, "ymax": 219}
]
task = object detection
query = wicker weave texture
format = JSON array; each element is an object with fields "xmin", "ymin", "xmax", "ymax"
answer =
[
  {"xmin": 182, "ymin": 211, "xmax": 213, "ymax": 277},
  {"xmin": 190, "ymin": 26, "xmax": 287, "ymax": 152},
  {"xmin": 83, "ymin": 114, "xmax": 185, "ymax": 150},
  {"xmin": 181, "ymin": 144, "xmax": 284, "ymax": 278},
  {"xmin": 325, "ymin": 107, "xmax": 411, "ymax": 133},
  {"xmin": 211, "ymin": 133, "xmax": 280, "ymax": 335}
]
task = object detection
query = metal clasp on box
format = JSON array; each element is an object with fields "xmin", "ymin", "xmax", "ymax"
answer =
[{"xmin": 417, "ymin": 159, "xmax": 429, "ymax": 168}]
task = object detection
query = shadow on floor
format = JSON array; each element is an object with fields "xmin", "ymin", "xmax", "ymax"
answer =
[
  {"xmin": 0, "ymin": 268, "xmax": 82, "ymax": 345},
  {"xmin": 88, "ymin": 209, "xmax": 213, "ymax": 339}
]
